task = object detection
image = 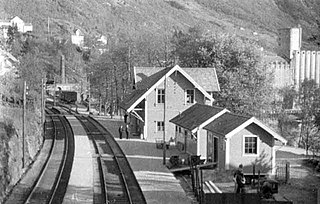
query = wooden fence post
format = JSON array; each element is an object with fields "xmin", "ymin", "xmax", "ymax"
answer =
[{"xmin": 285, "ymin": 162, "xmax": 290, "ymax": 183}]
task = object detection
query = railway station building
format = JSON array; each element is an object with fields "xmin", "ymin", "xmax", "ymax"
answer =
[{"xmin": 120, "ymin": 65, "xmax": 219, "ymax": 142}]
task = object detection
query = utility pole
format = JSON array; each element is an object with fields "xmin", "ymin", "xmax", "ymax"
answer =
[
  {"xmin": 88, "ymin": 76, "xmax": 91, "ymax": 113},
  {"xmin": 105, "ymin": 75, "xmax": 109, "ymax": 116},
  {"xmin": 53, "ymin": 77, "xmax": 56, "ymax": 106},
  {"xmin": 22, "ymin": 81, "xmax": 27, "ymax": 169},
  {"xmin": 114, "ymin": 66, "xmax": 118, "ymax": 116},
  {"xmin": 163, "ymin": 75, "xmax": 167, "ymax": 165},
  {"xmin": 41, "ymin": 78, "xmax": 45, "ymax": 126},
  {"xmin": 128, "ymin": 44, "xmax": 131, "ymax": 81},
  {"xmin": 47, "ymin": 17, "xmax": 49, "ymax": 35}
]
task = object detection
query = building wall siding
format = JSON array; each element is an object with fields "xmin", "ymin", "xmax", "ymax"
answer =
[
  {"xmin": 145, "ymin": 72, "xmax": 206, "ymax": 142},
  {"xmin": 228, "ymin": 124, "xmax": 273, "ymax": 174},
  {"xmin": 198, "ymin": 129, "xmax": 207, "ymax": 159}
]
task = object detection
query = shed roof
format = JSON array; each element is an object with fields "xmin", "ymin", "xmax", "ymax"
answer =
[
  {"xmin": 134, "ymin": 67, "xmax": 220, "ymax": 92},
  {"xmin": 204, "ymin": 112, "xmax": 251, "ymax": 136},
  {"xmin": 169, "ymin": 103, "xmax": 226, "ymax": 132},
  {"xmin": 204, "ymin": 112, "xmax": 287, "ymax": 144}
]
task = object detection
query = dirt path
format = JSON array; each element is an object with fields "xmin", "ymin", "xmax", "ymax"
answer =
[{"xmin": 276, "ymin": 147, "xmax": 320, "ymax": 204}]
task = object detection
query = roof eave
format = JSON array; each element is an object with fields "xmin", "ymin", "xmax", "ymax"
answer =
[
  {"xmin": 191, "ymin": 108, "xmax": 230, "ymax": 133},
  {"xmin": 225, "ymin": 117, "xmax": 287, "ymax": 144}
]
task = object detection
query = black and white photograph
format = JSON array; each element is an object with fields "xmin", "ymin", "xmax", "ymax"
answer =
[{"xmin": 1, "ymin": 0, "xmax": 320, "ymax": 203}]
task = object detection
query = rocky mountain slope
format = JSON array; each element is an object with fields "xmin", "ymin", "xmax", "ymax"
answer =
[{"xmin": 1, "ymin": 0, "xmax": 320, "ymax": 54}]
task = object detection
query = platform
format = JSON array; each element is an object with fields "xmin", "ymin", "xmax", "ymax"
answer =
[
  {"xmin": 63, "ymin": 116, "xmax": 94, "ymax": 204},
  {"xmin": 116, "ymin": 139, "xmax": 195, "ymax": 204}
]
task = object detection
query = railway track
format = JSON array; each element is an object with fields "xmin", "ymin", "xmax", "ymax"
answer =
[
  {"xmin": 73, "ymin": 113, "xmax": 146, "ymax": 204},
  {"xmin": 5, "ymin": 108, "xmax": 74, "ymax": 204}
]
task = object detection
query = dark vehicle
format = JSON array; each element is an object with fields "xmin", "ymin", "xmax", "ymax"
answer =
[{"xmin": 57, "ymin": 91, "xmax": 77, "ymax": 104}]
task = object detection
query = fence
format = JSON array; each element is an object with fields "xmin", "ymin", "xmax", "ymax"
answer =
[
  {"xmin": 202, "ymin": 193, "xmax": 292, "ymax": 204},
  {"xmin": 275, "ymin": 161, "xmax": 290, "ymax": 184}
]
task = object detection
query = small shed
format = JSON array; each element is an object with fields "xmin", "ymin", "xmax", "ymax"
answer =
[{"xmin": 170, "ymin": 104, "xmax": 287, "ymax": 175}]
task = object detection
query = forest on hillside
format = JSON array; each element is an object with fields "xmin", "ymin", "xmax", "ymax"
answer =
[
  {"xmin": 2, "ymin": 0, "xmax": 320, "ymax": 51},
  {"xmin": 3, "ymin": 1, "xmax": 320, "ymax": 203},
  {"xmin": 2, "ymin": 0, "xmax": 320, "ymax": 154}
]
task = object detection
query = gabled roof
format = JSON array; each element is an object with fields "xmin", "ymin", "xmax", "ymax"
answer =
[
  {"xmin": 170, "ymin": 103, "xmax": 228, "ymax": 133},
  {"xmin": 120, "ymin": 65, "xmax": 215, "ymax": 112},
  {"xmin": 204, "ymin": 112, "xmax": 287, "ymax": 144},
  {"xmin": 134, "ymin": 67, "xmax": 166, "ymax": 83},
  {"xmin": 135, "ymin": 67, "xmax": 171, "ymax": 90},
  {"xmin": 120, "ymin": 89, "xmax": 146, "ymax": 111},
  {"xmin": 10, "ymin": 16, "xmax": 24, "ymax": 24},
  {"xmin": 134, "ymin": 67, "xmax": 220, "ymax": 92}
]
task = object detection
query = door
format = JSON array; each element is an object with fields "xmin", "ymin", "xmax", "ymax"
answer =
[{"xmin": 207, "ymin": 133, "xmax": 218, "ymax": 163}]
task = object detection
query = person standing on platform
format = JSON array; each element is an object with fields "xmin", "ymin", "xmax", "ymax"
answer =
[
  {"xmin": 118, "ymin": 125, "xmax": 124, "ymax": 139},
  {"xmin": 125, "ymin": 124, "xmax": 130, "ymax": 139},
  {"xmin": 233, "ymin": 164, "xmax": 246, "ymax": 193},
  {"xmin": 124, "ymin": 113, "xmax": 128, "ymax": 124}
]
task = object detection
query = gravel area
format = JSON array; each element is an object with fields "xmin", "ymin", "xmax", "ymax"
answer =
[
  {"xmin": 95, "ymin": 116, "xmax": 319, "ymax": 203},
  {"xmin": 276, "ymin": 150, "xmax": 320, "ymax": 204}
]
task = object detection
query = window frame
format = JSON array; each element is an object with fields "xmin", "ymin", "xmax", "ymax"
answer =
[
  {"xmin": 156, "ymin": 88, "xmax": 165, "ymax": 104},
  {"xmin": 185, "ymin": 89, "xmax": 195, "ymax": 104},
  {"xmin": 156, "ymin": 121, "xmax": 165, "ymax": 132},
  {"xmin": 243, "ymin": 135, "xmax": 259, "ymax": 156}
]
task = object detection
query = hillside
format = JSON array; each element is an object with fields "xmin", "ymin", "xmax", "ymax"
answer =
[{"xmin": 1, "ymin": 0, "xmax": 320, "ymax": 54}]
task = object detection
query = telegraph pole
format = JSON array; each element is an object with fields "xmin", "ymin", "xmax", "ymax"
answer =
[
  {"xmin": 163, "ymin": 75, "xmax": 167, "ymax": 165},
  {"xmin": 88, "ymin": 76, "xmax": 91, "ymax": 113},
  {"xmin": 53, "ymin": 77, "xmax": 56, "ymax": 106},
  {"xmin": 41, "ymin": 78, "xmax": 45, "ymax": 125},
  {"xmin": 22, "ymin": 81, "xmax": 27, "ymax": 169}
]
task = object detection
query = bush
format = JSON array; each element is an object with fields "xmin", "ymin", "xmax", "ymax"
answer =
[
  {"xmin": 166, "ymin": 1, "xmax": 186, "ymax": 10},
  {"xmin": 3, "ymin": 119, "xmax": 16, "ymax": 139}
]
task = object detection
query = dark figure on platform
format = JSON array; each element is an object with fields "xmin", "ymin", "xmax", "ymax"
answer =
[
  {"xmin": 124, "ymin": 113, "xmax": 128, "ymax": 124},
  {"xmin": 233, "ymin": 164, "xmax": 246, "ymax": 193},
  {"xmin": 261, "ymin": 181, "xmax": 273, "ymax": 199},
  {"xmin": 125, "ymin": 124, "xmax": 130, "ymax": 139},
  {"xmin": 118, "ymin": 125, "xmax": 124, "ymax": 139}
]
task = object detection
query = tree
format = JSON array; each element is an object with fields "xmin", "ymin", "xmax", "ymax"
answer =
[
  {"xmin": 89, "ymin": 30, "xmax": 176, "ymax": 115},
  {"xmin": 274, "ymin": 86, "xmax": 300, "ymax": 146},
  {"xmin": 297, "ymin": 79, "xmax": 320, "ymax": 154},
  {"xmin": 171, "ymin": 28, "xmax": 274, "ymax": 117}
]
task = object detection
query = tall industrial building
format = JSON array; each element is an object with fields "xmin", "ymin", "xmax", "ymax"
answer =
[{"xmin": 276, "ymin": 26, "xmax": 320, "ymax": 90}]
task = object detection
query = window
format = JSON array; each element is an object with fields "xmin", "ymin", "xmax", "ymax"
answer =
[
  {"xmin": 179, "ymin": 127, "xmax": 181, "ymax": 133},
  {"xmin": 186, "ymin": 89, "xmax": 195, "ymax": 104},
  {"xmin": 244, "ymin": 136, "xmax": 258, "ymax": 154},
  {"xmin": 157, "ymin": 121, "xmax": 164, "ymax": 131},
  {"xmin": 157, "ymin": 89, "xmax": 165, "ymax": 104}
]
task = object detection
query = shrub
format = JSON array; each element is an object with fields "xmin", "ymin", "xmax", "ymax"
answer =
[{"xmin": 166, "ymin": 1, "xmax": 186, "ymax": 10}]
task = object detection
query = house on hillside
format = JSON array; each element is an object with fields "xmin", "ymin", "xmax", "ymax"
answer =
[
  {"xmin": 170, "ymin": 103, "xmax": 287, "ymax": 175},
  {"xmin": 0, "ymin": 49, "xmax": 18, "ymax": 76},
  {"xmin": 120, "ymin": 65, "xmax": 219, "ymax": 142},
  {"xmin": 0, "ymin": 16, "xmax": 33, "ymax": 38},
  {"xmin": 71, "ymin": 29, "xmax": 84, "ymax": 47},
  {"xmin": 10, "ymin": 16, "xmax": 33, "ymax": 33}
]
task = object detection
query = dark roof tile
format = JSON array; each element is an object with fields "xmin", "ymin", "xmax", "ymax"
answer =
[
  {"xmin": 170, "ymin": 103, "xmax": 225, "ymax": 130},
  {"xmin": 204, "ymin": 112, "xmax": 250, "ymax": 136}
]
